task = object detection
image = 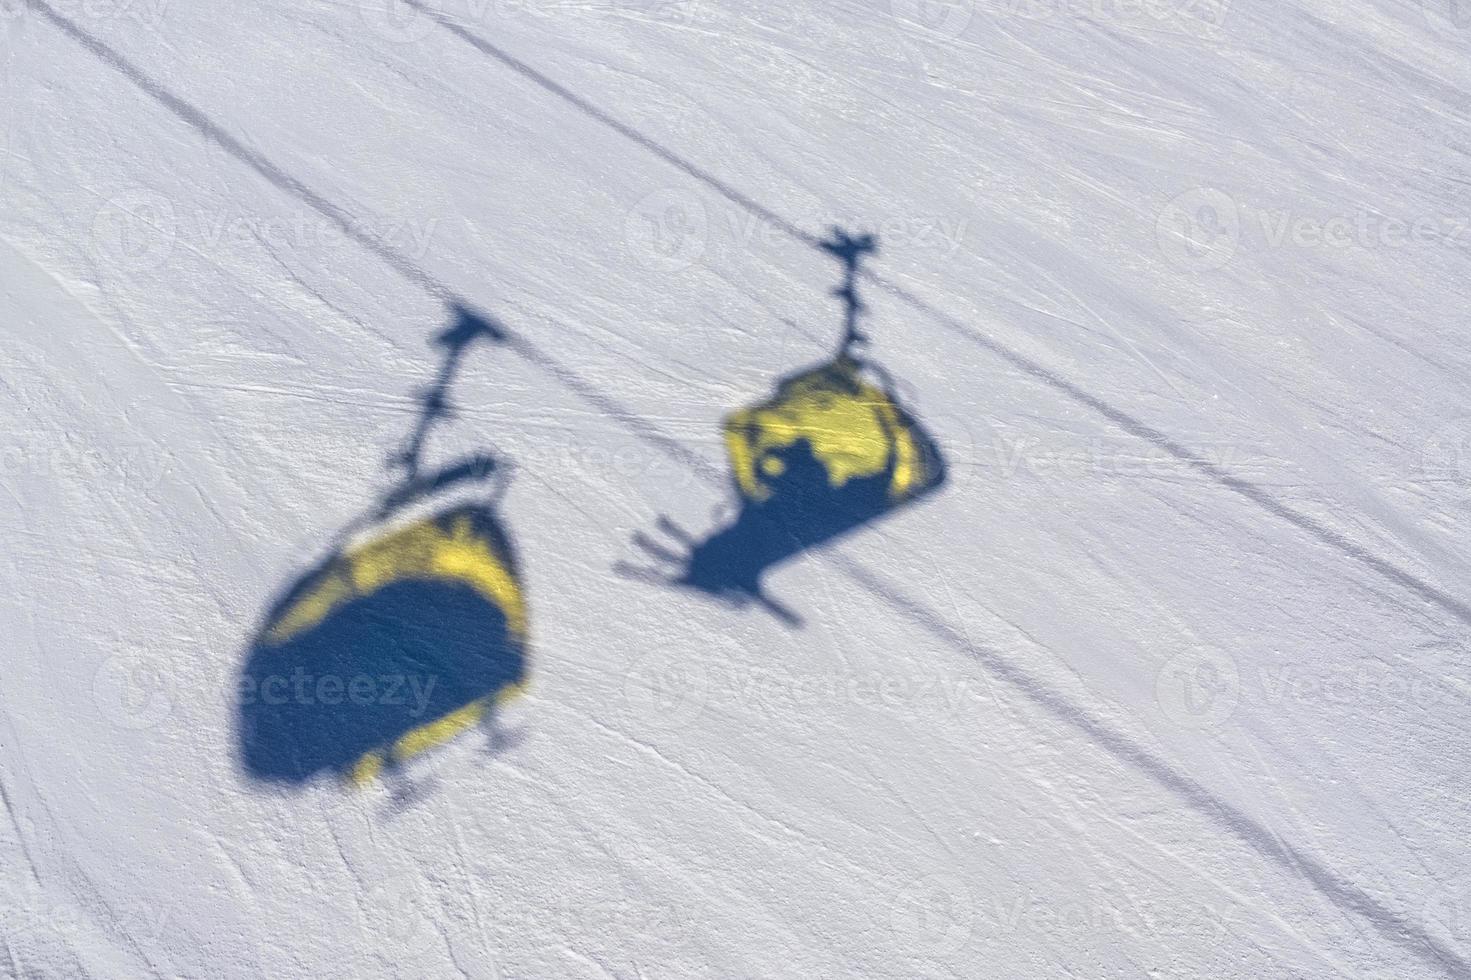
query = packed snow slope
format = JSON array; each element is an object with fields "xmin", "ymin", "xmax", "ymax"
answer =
[{"xmin": 3, "ymin": 0, "xmax": 1471, "ymax": 976}]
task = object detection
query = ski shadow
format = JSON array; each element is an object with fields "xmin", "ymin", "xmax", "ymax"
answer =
[
  {"xmin": 620, "ymin": 230, "xmax": 947, "ymax": 625},
  {"xmin": 236, "ymin": 304, "xmax": 530, "ymax": 790}
]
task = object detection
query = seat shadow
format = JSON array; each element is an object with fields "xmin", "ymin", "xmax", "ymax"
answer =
[
  {"xmin": 621, "ymin": 230, "xmax": 946, "ymax": 625},
  {"xmin": 237, "ymin": 305, "xmax": 530, "ymax": 788}
]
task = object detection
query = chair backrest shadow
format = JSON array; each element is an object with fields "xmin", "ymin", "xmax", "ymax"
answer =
[
  {"xmin": 621, "ymin": 230, "xmax": 946, "ymax": 625},
  {"xmin": 237, "ymin": 305, "xmax": 530, "ymax": 788}
]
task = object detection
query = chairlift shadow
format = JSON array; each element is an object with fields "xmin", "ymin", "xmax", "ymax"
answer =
[
  {"xmin": 237, "ymin": 304, "xmax": 531, "ymax": 790},
  {"xmin": 620, "ymin": 230, "xmax": 947, "ymax": 625}
]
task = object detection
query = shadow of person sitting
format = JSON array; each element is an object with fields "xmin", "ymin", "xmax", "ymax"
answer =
[
  {"xmin": 237, "ymin": 304, "xmax": 530, "ymax": 789},
  {"xmin": 620, "ymin": 229, "xmax": 947, "ymax": 625}
]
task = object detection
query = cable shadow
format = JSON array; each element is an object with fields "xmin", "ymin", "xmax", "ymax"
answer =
[
  {"xmin": 620, "ymin": 230, "xmax": 946, "ymax": 624},
  {"xmin": 36, "ymin": 4, "xmax": 1464, "ymax": 969},
  {"xmin": 237, "ymin": 305, "xmax": 530, "ymax": 789}
]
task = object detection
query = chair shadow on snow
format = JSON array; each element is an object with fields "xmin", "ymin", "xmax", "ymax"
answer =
[
  {"xmin": 237, "ymin": 304, "xmax": 529, "ymax": 791},
  {"xmin": 619, "ymin": 229, "xmax": 947, "ymax": 625}
]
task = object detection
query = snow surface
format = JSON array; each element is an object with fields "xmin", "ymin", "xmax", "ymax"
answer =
[{"xmin": 3, "ymin": 0, "xmax": 1471, "ymax": 976}]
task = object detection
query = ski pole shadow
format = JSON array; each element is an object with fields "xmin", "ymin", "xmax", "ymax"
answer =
[
  {"xmin": 236, "ymin": 304, "xmax": 530, "ymax": 791},
  {"xmin": 619, "ymin": 230, "xmax": 946, "ymax": 625}
]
